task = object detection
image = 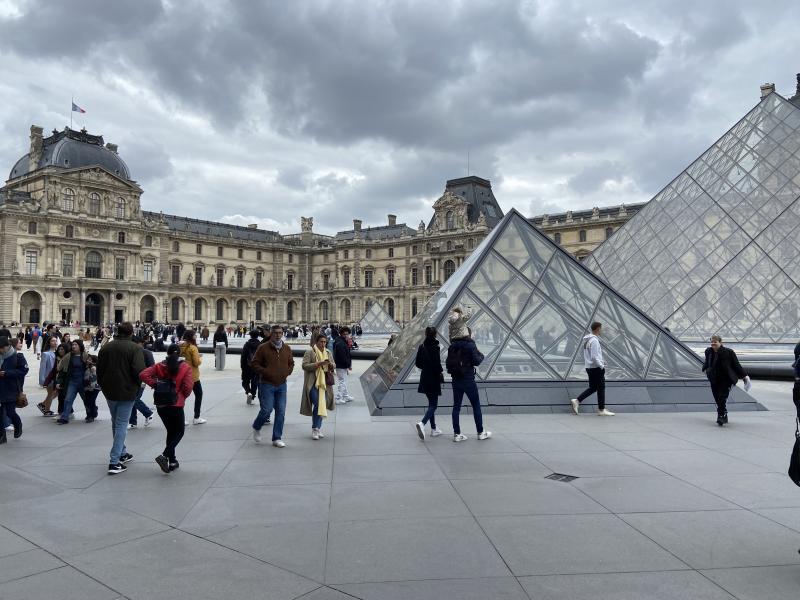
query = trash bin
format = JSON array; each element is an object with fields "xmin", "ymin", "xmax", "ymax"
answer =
[{"xmin": 214, "ymin": 344, "xmax": 226, "ymax": 370}]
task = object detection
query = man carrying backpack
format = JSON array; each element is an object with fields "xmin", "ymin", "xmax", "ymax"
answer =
[
  {"xmin": 446, "ymin": 330, "xmax": 491, "ymax": 442},
  {"xmin": 241, "ymin": 330, "xmax": 262, "ymax": 406}
]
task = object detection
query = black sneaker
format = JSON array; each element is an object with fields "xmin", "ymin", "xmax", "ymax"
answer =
[
  {"xmin": 120, "ymin": 453, "xmax": 134, "ymax": 464},
  {"xmin": 155, "ymin": 454, "xmax": 170, "ymax": 474},
  {"xmin": 716, "ymin": 415, "xmax": 725, "ymax": 426},
  {"xmin": 168, "ymin": 461, "xmax": 180, "ymax": 472},
  {"xmin": 108, "ymin": 463, "xmax": 127, "ymax": 475},
  {"xmin": 13, "ymin": 427, "xmax": 22, "ymax": 439},
  {"xmin": 85, "ymin": 416, "xmax": 95, "ymax": 423},
  {"xmin": 56, "ymin": 418, "xmax": 68, "ymax": 425},
  {"xmin": 722, "ymin": 413, "xmax": 728, "ymax": 425},
  {"xmin": 37, "ymin": 402, "xmax": 46, "ymax": 415},
  {"xmin": 43, "ymin": 411, "xmax": 55, "ymax": 417}
]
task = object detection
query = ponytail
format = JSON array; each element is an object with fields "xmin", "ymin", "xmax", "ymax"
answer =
[{"xmin": 165, "ymin": 343, "xmax": 181, "ymax": 376}]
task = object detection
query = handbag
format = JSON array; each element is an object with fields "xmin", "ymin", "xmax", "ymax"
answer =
[
  {"xmin": 789, "ymin": 419, "xmax": 800, "ymax": 487},
  {"xmin": 325, "ymin": 368, "xmax": 335, "ymax": 387},
  {"xmin": 16, "ymin": 391, "xmax": 28, "ymax": 409}
]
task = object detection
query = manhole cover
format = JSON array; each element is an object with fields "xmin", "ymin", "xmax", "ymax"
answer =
[{"xmin": 545, "ymin": 473, "xmax": 578, "ymax": 483}]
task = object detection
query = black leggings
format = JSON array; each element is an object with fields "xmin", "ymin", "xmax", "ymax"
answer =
[
  {"xmin": 157, "ymin": 405, "xmax": 185, "ymax": 461},
  {"xmin": 192, "ymin": 381, "xmax": 203, "ymax": 419},
  {"xmin": 793, "ymin": 380, "xmax": 799, "ymax": 419}
]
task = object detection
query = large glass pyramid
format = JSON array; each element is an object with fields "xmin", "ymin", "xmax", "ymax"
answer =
[
  {"xmin": 360, "ymin": 210, "xmax": 737, "ymax": 415},
  {"xmin": 358, "ymin": 302, "xmax": 401, "ymax": 334},
  {"xmin": 584, "ymin": 92, "xmax": 800, "ymax": 343}
]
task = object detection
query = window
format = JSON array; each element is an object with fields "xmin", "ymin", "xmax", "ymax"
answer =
[
  {"xmin": 426, "ymin": 243, "xmax": 430, "ymax": 252},
  {"xmin": 554, "ymin": 232, "xmax": 561, "ymax": 244},
  {"xmin": 143, "ymin": 260, "xmax": 153, "ymax": 282},
  {"xmin": 323, "ymin": 272, "xmax": 330, "ymax": 290},
  {"xmin": 411, "ymin": 267, "xmax": 418, "ymax": 286},
  {"xmin": 412, "ymin": 297, "xmax": 418, "ymax": 317},
  {"xmin": 216, "ymin": 299, "xmax": 225, "ymax": 321},
  {"xmin": 288, "ymin": 253, "xmax": 293, "ymax": 263},
  {"xmin": 446, "ymin": 210, "xmax": 454, "ymax": 230},
  {"xmin": 365, "ymin": 249, "xmax": 372, "ymax": 259},
  {"xmin": 343, "ymin": 270, "xmax": 350, "ymax": 288},
  {"xmin": 468, "ymin": 238, "xmax": 474, "ymax": 249},
  {"xmin": 605, "ymin": 227, "xmax": 614, "ymax": 239},
  {"xmin": 27, "ymin": 222, "xmax": 36, "ymax": 234},
  {"xmin": 85, "ymin": 251, "xmax": 101, "ymax": 278},
  {"xmin": 66, "ymin": 225, "xmax": 74, "ymax": 238},
  {"xmin": 579, "ymin": 229, "xmax": 587, "ymax": 243},
  {"xmin": 387, "ymin": 269, "xmax": 395, "ymax": 287},
  {"xmin": 236, "ymin": 299, "xmax": 245, "ymax": 321},
  {"xmin": 62, "ymin": 188, "xmax": 75, "ymax": 211},
  {"xmin": 342, "ymin": 298, "xmax": 351, "ymax": 321},
  {"xmin": 385, "ymin": 298, "xmax": 395, "ymax": 318},
  {"xmin": 238, "ymin": 249, "xmax": 243, "ymax": 259},
  {"xmin": 217, "ymin": 246, "xmax": 223, "ymax": 257},
  {"xmin": 287, "ymin": 273, "xmax": 294, "ymax": 290},
  {"xmin": 412, "ymin": 245, "xmax": 418, "ymax": 255},
  {"xmin": 343, "ymin": 249, "xmax": 349, "ymax": 259},
  {"xmin": 145, "ymin": 235, "xmax": 152, "ymax": 247},
  {"xmin": 388, "ymin": 247, "xmax": 394, "ymax": 258},
  {"xmin": 194, "ymin": 298, "xmax": 204, "ymax": 321},
  {"xmin": 89, "ymin": 193, "xmax": 100, "ymax": 216},
  {"xmin": 255, "ymin": 271, "xmax": 263, "ymax": 289},
  {"xmin": 117, "ymin": 231, "xmax": 125, "ymax": 244},
  {"xmin": 195, "ymin": 266, "xmax": 203, "ymax": 285},
  {"xmin": 172, "ymin": 241, "xmax": 180, "ymax": 252},
  {"xmin": 255, "ymin": 300, "xmax": 263, "ymax": 321},
  {"xmin": 171, "ymin": 265, "xmax": 180, "ymax": 284},
  {"xmin": 196, "ymin": 244, "xmax": 202, "ymax": 254},
  {"xmin": 236, "ymin": 270, "xmax": 244, "ymax": 288},
  {"xmin": 425, "ymin": 265, "xmax": 432, "ymax": 285},
  {"xmin": 324, "ymin": 254, "xmax": 329, "ymax": 263},
  {"xmin": 115, "ymin": 258, "xmax": 126, "ymax": 280},
  {"xmin": 446, "ymin": 240, "xmax": 452, "ymax": 251},
  {"xmin": 62, "ymin": 252, "xmax": 74, "ymax": 277},
  {"xmin": 364, "ymin": 270, "xmax": 373, "ymax": 288},
  {"xmin": 24, "ymin": 250, "xmax": 37, "ymax": 275},
  {"xmin": 171, "ymin": 298, "xmax": 181, "ymax": 322},
  {"xmin": 115, "ymin": 198, "xmax": 125, "ymax": 218},
  {"xmin": 444, "ymin": 260, "xmax": 455, "ymax": 281},
  {"xmin": 320, "ymin": 300, "xmax": 329, "ymax": 321},
  {"xmin": 286, "ymin": 301, "xmax": 295, "ymax": 321},
  {"xmin": 216, "ymin": 268, "xmax": 224, "ymax": 286},
  {"xmin": 257, "ymin": 251, "xmax": 262, "ymax": 261}
]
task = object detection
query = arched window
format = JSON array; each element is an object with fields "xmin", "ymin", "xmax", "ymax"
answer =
[
  {"xmin": 171, "ymin": 298, "xmax": 181, "ymax": 322},
  {"xmin": 579, "ymin": 229, "xmax": 587, "ymax": 243},
  {"xmin": 341, "ymin": 298, "xmax": 351, "ymax": 321},
  {"xmin": 89, "ymin": 193, "xmax": 101, "ymax": 216},
  {"xmin": 411, "ymin": 297, "xmax": 418, "ymax": 317},
  {"xmin": 236, "ymin": 299, "xmax": 245, "ymax": 321},
  {"xmin": 554, "ymin": 232, "xmax": 561, "ymax": 244},
  {"xmin": 320, "ymin": 300, "xmax": 329, "ymax": 321},
  {"xmin": 605, "ymin": 227, "xmax": 614, "ymax": 239},
  {"xmin": 384, "ymin": 298, "xmax": 395, "ymax": 319},
  {"xmin": 446, "ymin": 240, "xmax": 452, "ymax": 251},
  {"xmin": 117, "ymin": 231, "xmax": 125, "ymax": 244},
  {"xmin": 286, "ymin": 301, "xmax": 295, "ymax": 322},
  {"xmin": 85, "ymin": 251, "xmax": 102, "ymax": 278},
  {"xmin": 65, "ymin": 225, "xmax": 74, "ymax": 238},
  {"xmin": 194, "ymin": 298, "xmax": 204, "ymax": 321},
  {"xmin": 145, "ymin": 235, "xmax": 152, "ymax": 247},
  {"xmin": 115, "ymin": 198, "xmax": 125, "ymax": 219},
  {"xmin": 443, "ymin": 259, "xmax": 456, "ymax": 281},
  {"xmin": 62, "ymin": 188, "xmax": 75, "ymax": 211},
  {"xmin": 215, "ymin": 299, "xmax": 226, "ymax": 321},
  {"xmin": 446, "ymin": 210, "xmax": 454, "ymax": 230}
]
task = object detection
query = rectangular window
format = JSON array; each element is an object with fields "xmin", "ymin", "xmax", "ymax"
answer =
[
  {"xmin": 412, "ymin": 245, "xmax": 418, "ymax": 255},
  {"xmin": 364, "ymin": 270, "xmax": 373, "ymax": 288},
  {"xmin": 257, "ymin": 251, "xmax": 262, "ymax": 261},
  {"xmin": 238, "ymin": 249, "xmax": 243, "ymax": 259},
  {"xmin": 343, "ymin": 249, "xmax": 349, "ymax": 259},
  {"xmin": 196, "ymin": 244, "xmax": 202, "ymax": 254},
  {"xmin": 143, "ymin": 260, "xmax": 153, "ymax": 282},
  {"xmin": 24, "ymin": 250, "xmax": 37, "ymax": 275},
  {"xmin": 216, "ymin": 268, "xmax": 224, "ymax": 286},
  {"xmin": 195, "ymin": 266, "xmax": 203, "ymax": 285},
  {"xmin": 425, "ymin": 265, "xmax": 432, "ymax": 285},
  {"xmin": 287, "ymin": 273, "xmax": 294, "ymax": 290},
  {"xmin": 323, "ymin": 273, "xmax": 330, "ymax": 290},
  {"xmin": 236, "ymin": 270, "xmax": 244, "ymax": 288},
  {"xmin": 324, "ymin": 254, "xmax": 329, "ymax": 263},
  {"xmin": 115, "ymin": 258, "xmax": 126, "ymax": 280},
  {"xmin": 288, "ymin": 254, "xmax": 293, "ymax": 263},
  {"xmin": 411, "ymin": 267, "xmax": 418, "ymax": 286},
  {"xmin": 387, "ymin": 269, "xmax": 395, "ymax": 287},
  {"xmin": 343, "ymin": 270, "xmax": 350, "ymax": 288},
  {"xmin": 255, "ymin": 271, "xmax": 263, "ymax": 289},
  {"xmin": 171, "ymin": 265, "xmax": 180, "ymax": 284},
  {"xmin": 217, "ymin": 246, "xmax": 223, "ymax": 257},
  {"xmin": 388, "ymin": 247, "xmax": 394, "ymax": 258}
]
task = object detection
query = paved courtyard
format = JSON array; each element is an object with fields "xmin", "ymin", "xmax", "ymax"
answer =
[{"xmin": 1, "ymin": 350, "xmax": 800, "ymax": 600}]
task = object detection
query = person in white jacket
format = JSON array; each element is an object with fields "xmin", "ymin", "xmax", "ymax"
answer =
[{"xmin": 570, "ymin": 322, "xmax": 614, "ymax": 416}]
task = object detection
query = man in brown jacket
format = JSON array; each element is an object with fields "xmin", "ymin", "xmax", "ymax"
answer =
[{"xmin": 251, "ymin": 325, "xmax": 294, "ymax": 447}]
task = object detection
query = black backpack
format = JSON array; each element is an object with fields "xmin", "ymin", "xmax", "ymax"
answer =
[
  {"xmin": 153, "ymin": 377, "xmax": 178, "ymax": 407},
  {"xmin": 446, "ymin": 345, "xmax": 470, "ymax": 377}
]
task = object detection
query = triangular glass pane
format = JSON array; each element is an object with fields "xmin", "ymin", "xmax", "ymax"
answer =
[
  {"xmin": 537, "ymin": 253, "xmax": 603, "ymax": 324},
  {"xmin": 359, "ymin": 302, "xmax": 401, "ymax": 334},
  {"xmin": 487, "ymin": 335, "xmax": 557, "ymax": 380},
  {"xmin": 466, "ymin": 252, "xmax": 514, "ymax": 305},
  {"xmin": 487, "ymin": 276, "xmax": 534, "ymax": 326},
  {"xmin": 494, "ymin": 219, "xmax": 554, "ymax": 282},
  {"xmin": 465, "ymin": 309, "xmax": 509, "ymax": 380},
  {"xmin": 518, "ymin": 298, "xmax": 585, "ymax": 377},
  {"xmin": 646, "ymin": 333, "xmax": 705, "ymax": 379},
  {"xmin": 593, "ymin": 292, "xmax": 658, "ymax": 377}
]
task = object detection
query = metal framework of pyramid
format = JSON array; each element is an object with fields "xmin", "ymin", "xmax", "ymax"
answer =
[
  {"xmin": 359, "ymin": 302, "xmax": 401, "ymax": 334},
  {"xmin": 584, "ymin": 92, "xmax": 800, "ymax": 344},
  {"xmin": 361, "ymin": 210, "xmax": 759, "ymax": 415}
]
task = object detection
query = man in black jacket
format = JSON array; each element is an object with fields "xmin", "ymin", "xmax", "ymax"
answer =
[
  {"xmin": 241, "ymin": 330, "xmax": 262, "ymax": 405},
  {"xmin": 447, "ymin": 335, "xmax": 491, "ymax": 442},
  {"xmin": 333, "ymin": 327, "xmax": 353, "ymax": 404},
  {"xmin": 702, "ymin": 335, "xmax": 751, "ymax": 426}
]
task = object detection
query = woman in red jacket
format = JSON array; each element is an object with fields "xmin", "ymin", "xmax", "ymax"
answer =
[{"xmin": 140, "ymin": 344, "xmax": 194, "ymax": 474}]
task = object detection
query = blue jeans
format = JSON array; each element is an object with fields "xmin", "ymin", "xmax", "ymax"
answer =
[
  {"xmin": 310, "ymin": 386, "xmax": 323, "ymax": 430},
  {"xmin": 452, "ymin": 377, "xmax": 483, "ymax": 435},
  {"xmin": 129, "ymin": 385, "xmax": 153, "ymax": 425},
  {"xmin": 253, "ymin": 382, "xmax": 286, "ymax": 441},
  {"xmin": 61, "ymin": 381, "xmax": 86, "ymax": 421},
  {"xmin": 107, "ymin": 399, "xmax": 134, "ymax": 465}
]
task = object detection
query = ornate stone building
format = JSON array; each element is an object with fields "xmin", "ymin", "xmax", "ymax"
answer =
[{"xmin": 0, "ymin": 126, "xmax": 639, "ymax": 327}]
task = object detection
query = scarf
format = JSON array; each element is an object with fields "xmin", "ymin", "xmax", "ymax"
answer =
[
  {"xmin": 0, "ymin": 346, "xmax": 15, "ymax": 362},
  {"xmin": 312, "ymin": 345, "xmax": 329, "ymax": 418},
  {"xmin": 271, "ymin": 338, "xmax": 284, "ymax": 351}
]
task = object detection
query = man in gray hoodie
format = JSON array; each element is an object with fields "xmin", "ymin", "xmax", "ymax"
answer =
[{"xmin": 570, "ymin": 322, "xmax": 614, "ymax": 416}]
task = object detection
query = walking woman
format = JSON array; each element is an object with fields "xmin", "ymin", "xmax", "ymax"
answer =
[
  {"xmin": 52, "ymin": 344, "xmax": 69, "ymax": 419},
  {"xmin": 179, "ymin": 330, "xmax": 206, "ymax": 424},
  {"xmin": 301, "ymin": 333, "xmax": 336, "ymax": 440},
  {"xmin": 414, "ymin": 327, "xmax": 444, "ymax": 441},
  {"xmin": 0, "ymin": 336, "xmax": 28, "ymax": 443},
  {"xmin": 702, "ymin": 335, "xmax": 751, "ymax": 426},
  {"xmin": 37, "ymin": 336, "xmax": 60, "ymax": 416},
  {"xmin": 55, "ymin": 340, "xmax": 91, "ymax": 424},
  {"xmin": 140, "ymin": 344, "xmax": 194, "ymax": 473}
]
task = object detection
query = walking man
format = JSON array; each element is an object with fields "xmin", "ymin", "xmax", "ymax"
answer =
[
  {"xmin": 240, "ymin": 330, "xmax": 261, "ymax": 406},
  {"xmin": 447, "ymin": 331, "xmax": 491, "ymax": 442},
  {"xmin": 571, "ymin": 322, "xmax": 614, "ymax": 416},
  {"xmin": 129, "ymin": 335, "xmax": 155, "ymax": 428},
  {"xmin": 97, "ymin": 322, "xmax": 146, "ymax": 474},
  {"xmin": 702, "ymin": 335, "xmax": 750, "ymax": 426},
  {"xmin": 333, "ymin": 326, "xmax": 354, "ymax": 404},
  {"xmin": 251, "ymin": 325, "xmax": 294, "ymax": 448}
]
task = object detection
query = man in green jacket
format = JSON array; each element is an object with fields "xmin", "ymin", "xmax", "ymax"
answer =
[{"xmin": 97, "ymin": 322, "xmax": 145, "ymax": 475}]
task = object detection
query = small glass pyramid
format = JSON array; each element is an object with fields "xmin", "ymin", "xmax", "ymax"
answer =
[
  {"xmin": 586, "ymin": 92, "xmax": 800, "ymax": 343},
  {"xmin": 362, "ymin": 210, "xmax": 713, "ymax": 413},
  {"xmin": 358, "ymin": 302, "xmax": 401, "ymax": 334}
]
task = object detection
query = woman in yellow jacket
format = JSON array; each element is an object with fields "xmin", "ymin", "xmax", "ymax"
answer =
[
  {"xmin": 180, "ymin": 330, "xmax": 206, "ymax": 424},
  {"xmin": 301, "ymin": 333, "xmax": 336, "ymax": 440}
]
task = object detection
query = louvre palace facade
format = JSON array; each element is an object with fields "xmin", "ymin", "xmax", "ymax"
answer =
[{"xmin": 0, "ymin": 125, "xmax": 636, "ymax": 327}]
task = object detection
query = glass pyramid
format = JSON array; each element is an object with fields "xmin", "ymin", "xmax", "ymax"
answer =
[
  {"xmin": 358, "ymin": 302, "xmax": 401, "ymax": 334},
  {"xmin": 361, "ymin": 210, "xmax": 711, "ymax": 413},
  {"xmin": 585, "ymin": 92, "xmax": 800, "ymax": 343}
]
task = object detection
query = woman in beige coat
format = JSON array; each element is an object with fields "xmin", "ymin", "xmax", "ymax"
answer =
[{"xmin": 301, "ymin": 333, "xmax": 336, "ymax": 440}]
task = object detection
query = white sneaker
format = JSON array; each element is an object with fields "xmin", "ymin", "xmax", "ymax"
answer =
[
  {"xmin": 253, "ymin": 429, "xmax": 262, "ymax": 444},
  {"xmin": 273, "ymin": 440, "xmax": 286, "ymax": 448},
  {"xmin": 193, "ymin": 417, "xmax": 207, "ymax": 425},
  {"xmin": 127, "ymin": 423, "xmax": 137, "ymax": 429},
  {"xmin": 311, "ymin": 429, "xmax": 320, "ymax": 441},
  {"xmin": 430, "ymin": 428, "xmax": 443, "ymax": 437},
  {"xmin": 477, "ymin": 430, "xmax": 492, "ymax": 441},
  {"xmin": 570, "ymin": 398, "xmax": 580, "ymax": 415},
  {"xmin": 185, "ymin": 421, "xmax": 190, "ymax": 426},
  {"xmin": 345, "ymin": 395, "xmax": 355, "ymax": 402},
  {"xmin": 453, "ymin": 433, "xmax": 468, "ymax": 443},
  {"xmin": 415, "ymin": 421, "xmax": 426, "ymax": 441},
  {"xmin": 144, "ymin": 415, "xmax": 153, "ymax": 427},
  {"xmin": 597, "ymin": 409, "xmax": 615, "ymax": 416},
  {"xmin": 336, "ymin": 398, "xmax": 347, "ymax": 405},
  {"xmin": 317, "ymin": 431, "xmax": 325, "ymax": 439}
]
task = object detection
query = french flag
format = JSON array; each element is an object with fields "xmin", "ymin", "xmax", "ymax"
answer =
[{"xmin": 71, "ymin": 102, "xmax": 86, "ymax": 114}]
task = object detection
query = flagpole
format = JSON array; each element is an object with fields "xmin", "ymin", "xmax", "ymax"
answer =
[{"xmin": 70, "ymin": 96, "xmax": 73, "ymax": 129}]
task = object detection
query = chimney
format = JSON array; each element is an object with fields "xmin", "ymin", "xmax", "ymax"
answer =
[
  {"xmin": 387, "ymin": 214, "xmax": 397, "ymax": 226},
  {"xmin": 760, "ymin": 83, "xmax": 776, "ymax": 98},
  {"xmin": 247, "ymin": 224, "xmax": 258, "ymax": 229},
  {"xmin": 105, "ymin": 142, "xmax": 118, "ymax": 153},
  {"xmin": 29, "ymin": 125, "xmax": 43, "ymax": 172},
  {"xmin": 353, "ymin": 219, "xmax": 362, "ymax": 232},
  {"xmin": 795, "ymin": 73, "xmax": 800, "ymax": 98}
]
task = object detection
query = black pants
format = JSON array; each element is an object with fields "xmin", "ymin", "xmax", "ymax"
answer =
[
  {"xmin": 241, "ymin": 372, "xmax": 259, "ymax": 396},
  {"xmin": 157, "ymin": 405, "xmax": 185, "ymax": 461},
  {"xmin": 577, "ymin": 367, "xmax": 606, "ymax": 410},
  {"xmin": 56, "ymin": 386, "xmax": 68, "ymax": 416},
  {"xmin": 710, "ymin": 381, "xmax": 731, "ymax": 416},
  {"xmin": 0, "ymin": 402, "xmax": 21, "ymax": 433},
  {"xmin": 421, "ymin": 393, "xmax": 438, "ymax": 429},
  {"xmin": 83, "ymin": 390, "xmax": 99, "ymax": 419},
  {"xmin": 793, "ymin": 380, "xmax": 799, "ymax": 419},
  {"xmin": 192, "ymin": 381, "xmax": 203, "ymax": 419}
]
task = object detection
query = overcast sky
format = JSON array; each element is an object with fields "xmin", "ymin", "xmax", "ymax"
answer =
[{"xmin": 0, "ymin": 0, "xmax": 798, "ymax": 235}]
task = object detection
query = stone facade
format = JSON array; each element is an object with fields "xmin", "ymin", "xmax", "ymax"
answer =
[{"xmin": 0, "ymin": 126, "xmax": 640, "ymax": 327}]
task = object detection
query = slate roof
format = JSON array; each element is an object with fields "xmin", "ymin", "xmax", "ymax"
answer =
[
  {"xmin": 144, "ymin": 211, "xmax": 281, "ymax": 243},
  {"xmin": 335, "ymin": 223, "xmax": 416, "ymax": 241}
]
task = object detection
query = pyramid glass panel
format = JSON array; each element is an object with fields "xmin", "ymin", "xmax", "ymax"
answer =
[
  {"xmin": 359, "ymin": 302, "xmax": 401, "ymax": 334},
  {"xmin": 487, "ymin": 335, "xmax": 558, "ymax": 380},
  {"xmin": 588, "ymin": 92, "xmax": 800, "ymax": 343}
]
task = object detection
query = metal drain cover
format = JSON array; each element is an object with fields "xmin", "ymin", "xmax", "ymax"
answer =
[{"xmin": 545, "ymin": 473, "xmax": 578, "ymax": 483}]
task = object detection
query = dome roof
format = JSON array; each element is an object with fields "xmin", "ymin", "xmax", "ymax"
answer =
[{"xmin": 9, "ymin": 127, "xmax": 131, "ymax": 181}]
